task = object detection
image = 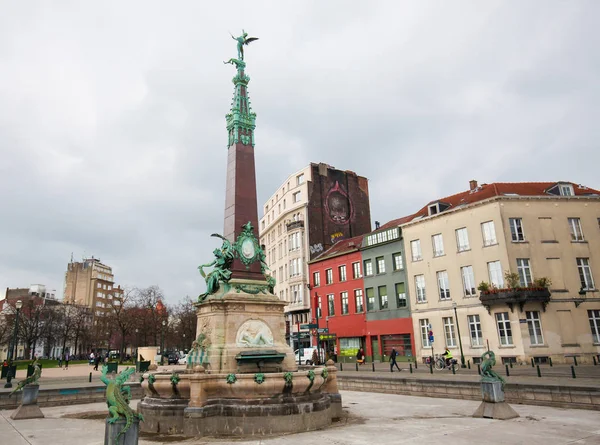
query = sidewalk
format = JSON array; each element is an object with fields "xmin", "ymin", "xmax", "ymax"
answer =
[{"xmin": 1, "ymin": 391, "xmax": 599, "ymax": 444}]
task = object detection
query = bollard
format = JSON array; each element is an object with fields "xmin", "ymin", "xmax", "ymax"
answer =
[
  {"xmin": 373, "ymin": 362, "xmax": 376, "ymax": 372},
  {"xmin": 89, "ymin": 372, "xmax": 92, "ymax": 383},
  {"xmin": 536, "ymin": 365, "xmax": 541, "ymax": 377},
  {"xmin": 429, "ymin": 361, "xmax": 433, "ymax": 374},
  {"xmin": 505, "ymin": 364, "xmax": 510, "ymax": 377},
  {"xmin": 531, "ymin": 358, "xmax": 535, "ymax": 368},
  {"xmin": 340, "ymin": 363, "xmax": 343, "ymax": 371},
  {"xmin": 467, "ymin": 360, "xmax": 471, "ymax": 370},
  {"xmin": 571, "ymin": 365, "xmax": 576, "ymax": 379},
  {"xmin": 594, "ymin": 356, "xmax": 597, "ymax": 366},
  {"xmin": 414, "ymin": 359, "xmax": 417, "ymax": 369},
  {"xmin": 574, "ymin": 356, "xmax": 578, "ymax": 366},
  {"xmin": 510, "ymin": 361, "xmax": 513, "ymax": 369},
  {"xmin": 549, "ymin": 357, "xmax": 553, "ymax": 367},
  {"xmin": 355, "ymin": 362, "xmax": 358, "ymax": 372},
  {"xmin": 409, "ymin": 363, "xmax": 413, "ymax": 374},
  {"xmin": 477, "ymin": 364, "xmax": 481, "ymax": 375},
  {"xmin": 452, "ymin": 364, "xmax": 455, "ymax": 375}
]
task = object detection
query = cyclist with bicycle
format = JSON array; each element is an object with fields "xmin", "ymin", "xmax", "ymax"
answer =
[{"xmin": 442, "ymin": 348, "xmax": 453, "ymax": 367}]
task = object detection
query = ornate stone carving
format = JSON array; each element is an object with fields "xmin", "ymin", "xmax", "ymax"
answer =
[{"xmin": 235, "ymin": 320, "xmax": 274, "ymax": 347}]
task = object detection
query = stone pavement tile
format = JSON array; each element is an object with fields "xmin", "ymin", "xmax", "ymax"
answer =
[{"xmin": 0, "ymin": 410, "xmax": 30, "ymax": 444}]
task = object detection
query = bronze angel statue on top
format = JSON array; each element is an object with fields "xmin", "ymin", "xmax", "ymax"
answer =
[{"xmin": 231, "ymin": 30, "xmax": 259, "ymax": 60}]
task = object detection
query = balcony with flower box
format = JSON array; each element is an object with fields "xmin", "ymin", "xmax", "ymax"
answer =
[{"xmin": 478, "ymin": 273, "xmax": 551, "ymax": 314}]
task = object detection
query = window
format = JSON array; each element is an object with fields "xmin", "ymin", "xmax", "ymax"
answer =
[
  {"xmin": 415, "ymin": 275, "xmax": 426, "ymax": 303},
  {"xmin": 297, "ymin": 173, "xmax": 304, "ymax": 185},
  {"xmin": 443, "ymin": 317, "xmax": 456, "ymax": 347},
  {"xmin": 392, "ymin": 253, "xmax": 403, "ymax": 271},
  {"xmin": 341, "ymin": 292, "xmax": 349, "ymax": 314},
  {"xmin": 317, "ymin": 296, "xmax": 322, "ymax": 318},
  {"xmin": 289, "ymin": 232, "xmax": 302, "ymax": 251},
  {"xmin": 560, "ymin": 183, "xmax": 574, "ymax": 196},
  {"xmin": 456, "ymin": 227, "xmax": 470, "ymax": 252},
  {"xmin": 481, "ymin": 221, "xmax": 497, "ymax": 246},
  {"xmin": 395, "ymin": 283, "xmax": 406, "ymax": 307},
  {"xmin": 577, "ymin": 258, "xmax": 595, "ymax": 290},
  {"xmin": 496, "ymin": 312, "xmax": 513, "ymax": 346},
  {"xmin": 108, "ymin": 285, "xmax": 112, "ymax": 291},
  {"xmin": 411, "ymin": 240, "xmax": 422, "ymax": 261},
  {"xmin": 339, "ymin": 265, "xmax": 347, "ymax": 282},
  {"xmin": 488, "ymin": 261, "xmax": 504, "ymax": 288},
  {"xmin": 526, "ymin": 311, "xmax": 544, "ymax": 345},
  {"xmin": 97, "ymin": 283, "xmax": 101, "ymax": 289},
  {"xmin": 568, "ymin": 218, "xmax": 584, "ymax": 241},
  {"xmin": 289, "ymin": 258, "xmax": 302, "ymax": 277},
  {"xmin": 376, "ymin": 257, "xmax": 386, "ymax": 274},
  {"xmin": 437, "ymin": 271, "xmax": 451, "ymax": 300},
  {"xmin": 509, "ymin": 218, "xmax": 525, "ymax": 242},
  {"xmin": 364, "ymin": 259, "xmax": 373, "ymax": 276},
  {"xmin": 313, "ymin": 271, "xmax": 320, "ymax": 287},
  {"xmin": 468, "ymin": 315, "xmax": 483, "ymax": 346},
  {"xmin": 461, "ymin": 266, "xmax": 476, "ymax": 297},
  {"xmin": 378, "ymin": 286, "xmax": 388, "ymax": 309},
  {"xmin": 420, "ymin": 319, "xmax": 431, "ymax": 347},
  {"xmin": 432, "ymin": 234, "xmax": 444, "ymax": 257},
  {"xmin": 325, "ymin": 268, "xmax": 333, "ymax": 285},
  {"xmin": 355, "ymin": 289, "xmax": 364, "ymax": 313},
  {"xmin": 366, "ymin": 288, "xmax": 375, "ymax": 311},
  {"xmin": 589, "ymin": 310, "xmax": 600, "ymax": 343},
  {"xmin": 517, "ymin": 258, "xmax": 533, "ymax": 286},
  {"xmin": 352, "ymin": 262, "xmax": 361, "ymax": 279},
  {"xmin": 293, "ymin": 191, "xmax": 301, "ymax": 203},
  {"xmin": 327, "ymin": 294, "xmax": 335, "ymax": 316}
]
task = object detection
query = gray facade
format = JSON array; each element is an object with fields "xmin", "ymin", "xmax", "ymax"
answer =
[{"xmin": 361, "ymin": 227, "xmax": 411, "ymax": 321}]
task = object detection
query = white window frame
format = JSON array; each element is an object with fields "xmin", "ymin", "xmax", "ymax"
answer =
[
  {"xmin": 468, "ymin": 315, "xmax": 483, "ymax": 347},
  {"xmin": 293, "ymin": 191, "xmax": 301, "ymax": 203},
  {"xmin": 325, "ymin": 268, "xmax": 333, "ymax": 285},
  {"xmin": 488, "ymin": 261, "xmax": 504, "ymax": 288},
  {"xmin": 339, "ymin": 265, "xmax": 347, "ymax": 282},
  {"xmin": 517, "ymin": 258, "xmax": 533, "ymax": 287},
  {"xmin": 392, "ymin": 253, "xmax": 403, "ymax": 271},
  {"xmin": 526, "ymin": 311, "xmax": 544, "ymax": 345},
  {"xmin": 443, "ymin": 316, "xmax": 456, "ymax": 347},
  {"xmin": 461, "ymin": 265, "xmax": 476, "ymax": 297},
  {"xmin": 415, "ymin": 275, "xmax": 426, "ymax": 303},
  {"xmin": 366, "ymin": 288, "xmax": 375, "ymax": 311},
  {"xmin": 437, "ymin": 270, "xmax": 451, "ymax": 300},
  {"xmin": 589, "ymin": 310, "xmax": 600, "ymax": 344},
  {"xmin": 341, "ymin": 291, "xmax": 349, "ymax": 315},
  {"xmin": 352, "ymin": 262, "xmax": 361, "ymax": 279},
  {"xmin": 481, "ymin": 221, "xmax": 497, "ymax": 246},
  {"xmin": 496, "ymin": 312, "xmax": 513, "ymax": 346},
  {"xmin": 456, "ymin": 227, "xmax": 470, "ymax": 252},
  {"xmin": 364, "ymin": 259, "xmax": 373, "ymax": 277},
  {"xmin": 378, "ymin": 285, "xmax": 388, "ymax": 310},
  {"xmin": 411, "ymin": 240, "xmax": 422, "ymax": 261},
  {"xmin": 297, "ymin": 173, "xmax": 304, "ymax": 185},
  {"xmin": 559, "ymin": 184, "xmax": 574, "ymax": 196},
  {"xmin": 577, "ymin": 258, "xmax": 595, "ymax": 290},
  {"xmin": 432, "ymin": 234, "xmax": 445, "ymax": 257},
  {"xmin": 395, "ymin": 282, "xmax": 406, "ymax": 308},
  {"xmin": 376, "ymin": 257, "xmax": 386, "ymax": 274},
  {"xmin": 327, "ymin": 294, "xmax": 335, "ymax": 316},
  {"xmin": 313, "ymin": 271, "xmax": 320, "ymax": 287},
  {"xmin": 509, "ymin": 218, "xmax": 525, "ymax": 242},
  {"xmin": 354, "ymin": 289, "xmax": 364, "ymax": 313},
  {"xmin": 568, "ymin": 217, "xmax": 584, "ymax": 241},
  {"xmin": 420, "ymin": 319, "xmax": 431, "ymax": 348}
]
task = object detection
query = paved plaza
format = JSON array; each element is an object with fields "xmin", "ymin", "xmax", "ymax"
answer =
[{"xmin": 1, "ymin": 390, "xmax": 599, "ymax": 444}]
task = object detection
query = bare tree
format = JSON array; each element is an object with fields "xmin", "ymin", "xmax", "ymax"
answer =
[
  {"xmin": 169, "ymin": 296, "xmax": 196, "ymax": 351},
  {"xmin": 107, "ymin": 288, "xmax": 138, "ymax": 362},
  {"xmin": 134, "ymin": 286, "xmax": 168, "ymax": 347}
]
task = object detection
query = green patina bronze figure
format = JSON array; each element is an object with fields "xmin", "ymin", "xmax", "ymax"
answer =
[
  {"xmin": 224, "ymin": 58, "xmax": 246, "ymax": 71},
  {"xmin": 9, "ymin": 358, "xmax": 41, "ymax": 397},
  {"xmin": 480, "ymin": 350, "xmax": 506, "ymax": 389},
  {"xmin": 230, "ymin": 30, "xmax": 258, "ymax": 61},
  {"xmin": 198, "ymin": 234, "xmax": 235, "ymax": 301},
  {"xmin": 101, "ymin": 365, "xmax": 143, "ymax": 440}
]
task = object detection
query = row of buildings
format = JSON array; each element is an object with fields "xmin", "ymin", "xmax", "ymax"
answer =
[{"xmin": 259, "ymin": 168, "xmax": 600, "ymax": 365}]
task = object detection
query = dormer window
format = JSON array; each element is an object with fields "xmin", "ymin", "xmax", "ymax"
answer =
[
  {"xmin": 427, "ymin": 202, "xmax": 450, "ymax": 216},
  {"xmin": 559, "ymin": 184, "xmax": 574, "ymax": 196}
]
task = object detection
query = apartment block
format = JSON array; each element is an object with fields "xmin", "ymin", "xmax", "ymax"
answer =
[{"xmin": 403, "ymin": 180, "xmax": 600, "ymax": 365}]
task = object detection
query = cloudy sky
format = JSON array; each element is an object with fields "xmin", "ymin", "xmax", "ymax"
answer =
[{"xmin": 1, "ymin": 1, "xmax": 598, "ymax": 304}]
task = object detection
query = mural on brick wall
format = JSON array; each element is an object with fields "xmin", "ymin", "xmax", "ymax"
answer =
[{"xmin": 307, "ymin": 164, "xmax": 372, "ymax": 260}]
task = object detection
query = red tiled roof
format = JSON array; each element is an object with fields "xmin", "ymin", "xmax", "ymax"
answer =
[
  {"xmin": 311, "ymin": 235, "xmax": 364, "ymax": 262},
  {"xmin": 379, "ymin": 214, "xmax": 415, "ymax": 230},
  {"xmin": 410, "ymin": 181, "xmax": 600, "ymax": 220}
]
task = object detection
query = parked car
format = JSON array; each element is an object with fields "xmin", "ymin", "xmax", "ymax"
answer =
[
  {"xmin": 167, "ymin": 353, "xmax": 179, "ymax": 365},
  {"xmin": 178, "ymin": 354, "xmax": 188, "ymax": 365},
  {"xmin": 294, "ymin": 347, "xmax": 324, "ymax": 365}
]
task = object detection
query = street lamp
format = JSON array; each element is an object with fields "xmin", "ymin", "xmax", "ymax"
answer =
[
  {"xmin": 452, "ymin": 302, "xmax": 466, "ymax": 368},
  {"xmin": 10, "ymin": 300, "xmax": 23, "ymax": 362},
  {"xmin": 182, "ymin": 333, "xmax": 186, "ymax": 352},
  {"xmin": 135, "ymin": 328, "xmax": 139, "ymax": 363},
  {"xmin": 161, "ymin": 320, "xmax": 166, "ymax": 365}
]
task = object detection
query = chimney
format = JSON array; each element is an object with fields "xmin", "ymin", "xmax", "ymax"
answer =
[
  {"xmin": 375, "ymin": 221, "xmax": 381, "ymax": 229},
  {"xmin": 469, "ymin": 180, "xmax": 478, "ymax": 191}
]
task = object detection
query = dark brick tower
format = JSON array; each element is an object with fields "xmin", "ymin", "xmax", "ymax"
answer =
[{"xmin": 222, "ymin": 59, "xmax": 263, "ymax": 280}]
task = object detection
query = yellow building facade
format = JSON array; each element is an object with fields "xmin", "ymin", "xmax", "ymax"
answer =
[{"xmin": 402, "ymin": 182, "xmax": 600, "ymax": 365}]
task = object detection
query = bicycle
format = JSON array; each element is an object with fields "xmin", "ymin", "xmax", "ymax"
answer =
[{"xmin": 426, "ymin": 354, "xmax": 459, "ymax": 371}]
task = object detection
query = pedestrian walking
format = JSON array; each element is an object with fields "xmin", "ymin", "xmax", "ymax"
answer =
[
  {"xmin": 356, "ymin": 347, "xmax": 365, "ymax": 365},
  {"xmin": 94, "ymin": 355, "xmax": 101, "ymax": 371},
  {"xmin": 58, "ymin": 354, "xmax": 63, "ymax": 368},
  {"xmin": 65, "ymin": 352, "xmax": 70, "ymax": 369},
  {"xmin": 390, "ymin": 348, "xmax": 401, "ymax": 372}
]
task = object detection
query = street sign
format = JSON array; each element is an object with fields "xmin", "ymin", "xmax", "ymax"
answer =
[
  {"xmin": 300, "ymin": 323, "xmax": 318, "ymax": 330},
  {"xmin": 319, "ymin": 333, "xmax": 336, "ymax": 341},
  {"xmin": 317, "ymin": 328, "xmax": 329, "ymax": 333}
]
